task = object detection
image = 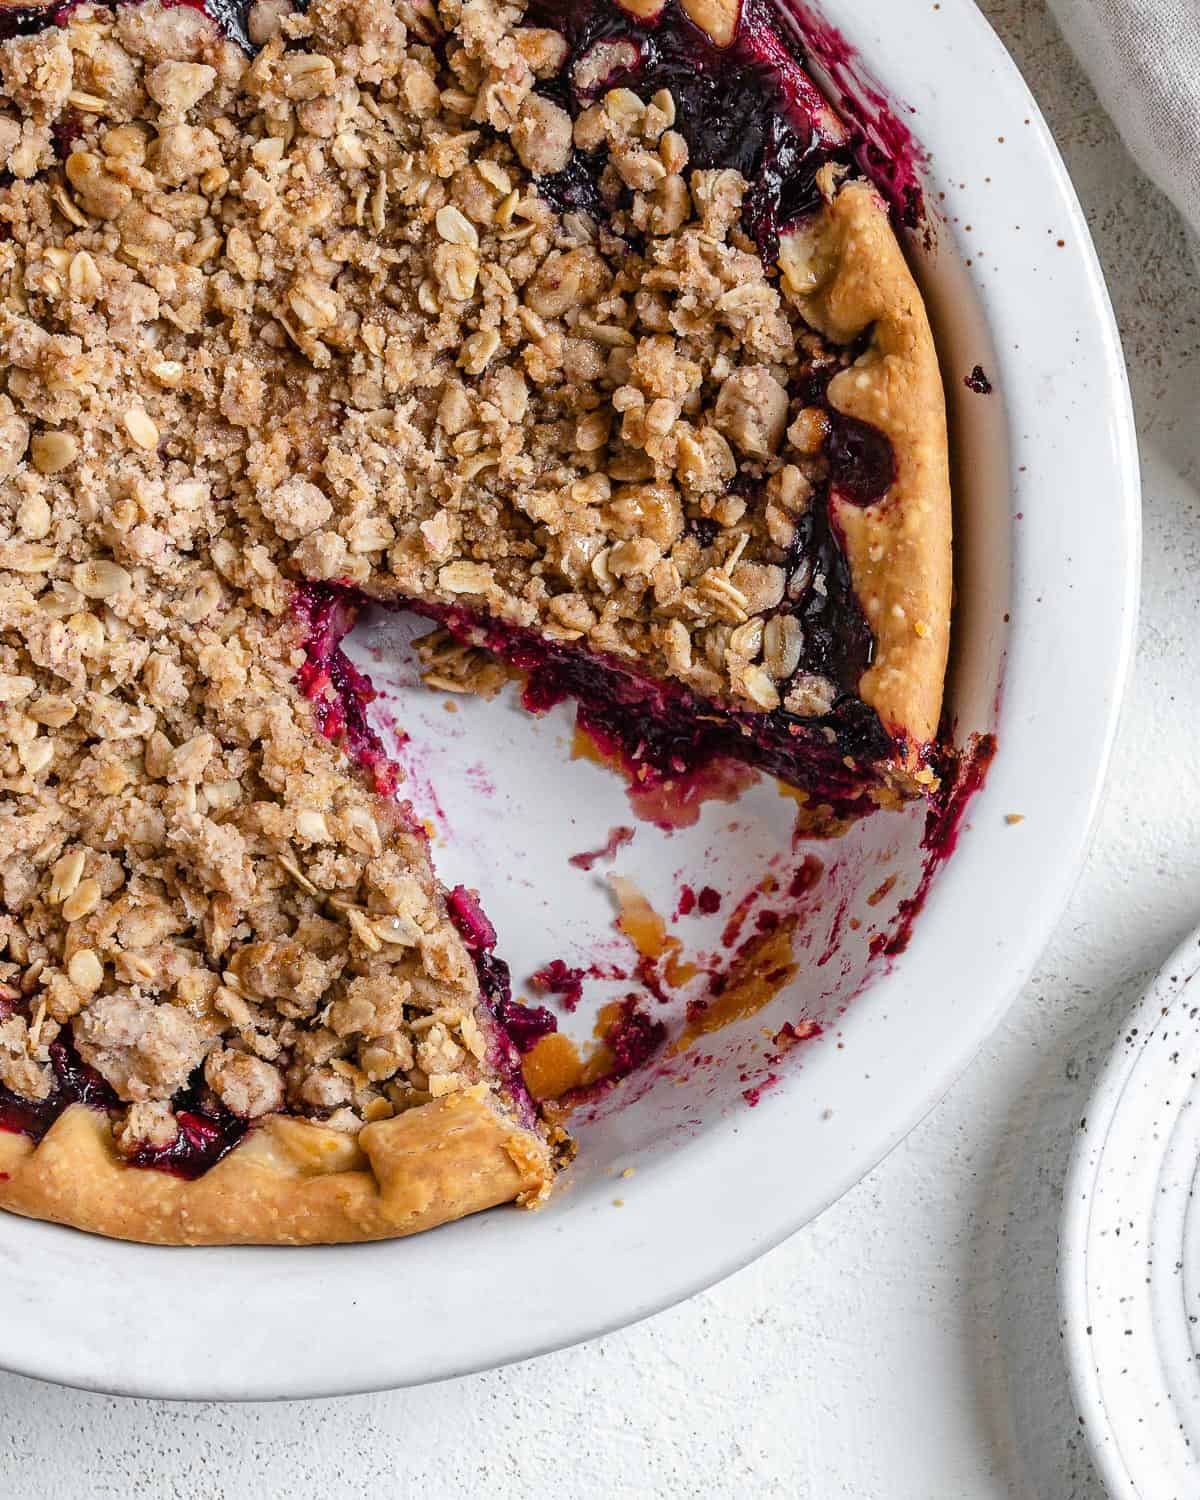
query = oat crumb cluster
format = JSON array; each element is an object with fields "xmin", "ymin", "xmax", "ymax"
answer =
[{"xmin": 0, "ymin": 0, "xmax": 865, "ymax": 1152}]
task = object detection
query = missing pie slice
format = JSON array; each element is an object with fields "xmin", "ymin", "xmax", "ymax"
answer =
[{"xmin": 0, "ymin": 0, "xmax": 951, "ymax": 1242}]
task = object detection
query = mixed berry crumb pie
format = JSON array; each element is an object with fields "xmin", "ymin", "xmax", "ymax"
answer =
[{"xmin": 0, "ymin": 0, "xmax": 951, "ymax": 1242}]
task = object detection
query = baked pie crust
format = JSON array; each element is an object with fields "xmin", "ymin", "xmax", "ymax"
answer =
[
  {"xmin": 0, "ymin": 0, "xmax": 950, "ymax": 1242},
  {"xmin": 0, "ymin": 1090, "xmax": 550, "ymax": 1244}
]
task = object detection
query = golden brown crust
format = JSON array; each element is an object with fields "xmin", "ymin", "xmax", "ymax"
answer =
[
  {"xmin": 0, "ymin": 1089, "xmax": 552, "ymax": 1244},
  {"xmin": 780, "ymin": 179, "xmax": 952, "ymax": 755}
]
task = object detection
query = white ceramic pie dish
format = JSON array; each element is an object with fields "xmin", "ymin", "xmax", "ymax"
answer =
[{"xmin": 0, "ymin": 0, "xmax": 1138, "ymax": 1399}]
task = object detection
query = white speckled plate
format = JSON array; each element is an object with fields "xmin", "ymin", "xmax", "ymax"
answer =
[{"xmin": 1061, "ymin": 926, "xmax": 1200, "ymax": 1498}]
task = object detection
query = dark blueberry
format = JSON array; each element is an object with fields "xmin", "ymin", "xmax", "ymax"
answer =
[{"xmin": 827, "ymin": 412, "xmax": 897, "ymax": 505}]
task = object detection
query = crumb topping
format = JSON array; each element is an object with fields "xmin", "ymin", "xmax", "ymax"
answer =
[{"xmin": 0, "ymin": 0, "xmax": 871, "ymax": 1142}]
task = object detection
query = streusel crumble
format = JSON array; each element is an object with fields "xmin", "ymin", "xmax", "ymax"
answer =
[{"xmin": 0, "ymin": 0, "xmax": 950, "ymax": 1242}]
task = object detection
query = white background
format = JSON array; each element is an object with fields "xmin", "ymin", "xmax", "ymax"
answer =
[{"xmin": 3, "ymin": 1, "xmax": 1197, "ymax": 1493}]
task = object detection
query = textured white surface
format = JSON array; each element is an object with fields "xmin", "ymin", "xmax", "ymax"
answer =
[
  {"xmin": 0, "ymin": 1, "xmax": 1194, "ymax": 1491},
  {"xmin": 1042, "ymin": 0, "xmax": 1200, "ymax": 255}
]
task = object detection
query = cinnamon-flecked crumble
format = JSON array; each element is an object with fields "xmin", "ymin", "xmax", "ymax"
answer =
[{"xmin": 0, "ymin": 0, "xmax": 930, "ymax": 1164}]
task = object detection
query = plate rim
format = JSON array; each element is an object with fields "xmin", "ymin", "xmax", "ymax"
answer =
[{"xmin": 1059, "ymin": 925, "xmax": 1200, "ymax": 1498}]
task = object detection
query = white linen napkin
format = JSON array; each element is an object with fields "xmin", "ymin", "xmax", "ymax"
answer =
[{"xmin": 1041, "ymin": 0, "xmax": 1200, "ymax": 248}]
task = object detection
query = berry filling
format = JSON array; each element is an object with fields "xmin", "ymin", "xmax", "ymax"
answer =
[
  {"xmin": 0, "ymin": 1036, "xmax": 116, "ymax": 1142},
  {"xmin": 773, "ymin": 1, "xmax": 926, "ymax": 230},
  {"xmin": 432, "ymin": 602, "xmax": 891, "ymax": 811},
  {"xmin": 494, "ymin": 999, "xmax": 560, "ymax": 1055},
  {"xmin": 444, "ymin": 884, "xmax": 541, "ymax": 1127},
  {"xmin": 529, "ymin": 0, "xmax": 846, "ymax": 258},
  {"xmin": 125, "ymin": 1078, "xmax": 247, "ymax": 1179},
  {"xmin": 0, "ymin": 7, "xmax": 57, "ymax": 43},
  {"xmin": 597, "ymin": 996, "xmax": 666, "ymax": 1077},
  {"xmin": 298, "ymin": 585, "xmax": 894, "ymax": 821},
  {"xmin": 531, "ymin": 959, "xmax": 586, "ymax": 1011},
  {"xmin": 293, "ymin": 586, "xmax": 401, "ymax": 799},
  {"xmin": 0, "ymin": 1038, "xmax": 245, "ymax": 1178},
  {"xmin": 964, "ymin": 365, "xmax": 993, "ymax": 395},
  {"xmin": 527, "ymin": 0, "xmax": 925, "ymax": 249}
]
